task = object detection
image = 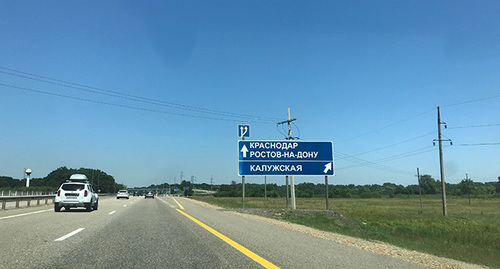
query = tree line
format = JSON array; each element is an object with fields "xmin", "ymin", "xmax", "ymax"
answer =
[
  {"xmin": 0, "ymin": 166, "xmax": 125, "ymax": 193},
  {"xmin": 210, "ymin": 175, "xmax": 500, "ymax": 198},
  {"xmin": 130, "ymin": 180, "xmax": 195, "ymax": 196},
  {"xmin": 2, "ymin": 169, "xmax": 499, "ymax": 199}
]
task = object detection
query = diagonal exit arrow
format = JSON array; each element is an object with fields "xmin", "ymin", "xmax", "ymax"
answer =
[
  {"xmin": 241, "ymin": 145, "xmax": 249, "ymax": 158},
  {"xmin": 323, "ymin": 162, "xmax": 332, "ymax": 174},
  {"xmin": 240, "ymin": 126, "xmax": 248, "ymax": 137}
]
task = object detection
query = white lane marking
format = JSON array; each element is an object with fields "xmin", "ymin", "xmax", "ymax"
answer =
[
  {"xmin": 0, "ymin": 209, "xmax": 52, "ymax": 220},
  {"xmin": 109, "ymin": 210, "xmax": 117, "ymax": 215},
  {"xmin": 54, "ymin": 228, "xmax": 85, "ymax": 241},
  {"xmin": 123, "ymin": 205, "xmax": 127, "ymax": 207}
]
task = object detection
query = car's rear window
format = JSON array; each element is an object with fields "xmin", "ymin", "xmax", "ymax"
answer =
[{"xmin": 62, "ymin": 184, "xmax": 85, "ymax": 191}]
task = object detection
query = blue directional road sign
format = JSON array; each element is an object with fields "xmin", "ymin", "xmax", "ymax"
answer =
[
  {"xmin": 238, "ymin": 124, "xmax": 250, "ymax": 138},
  {"xmin": 238, "ymin": 140, "xmax": 334, "ymax": 176}
]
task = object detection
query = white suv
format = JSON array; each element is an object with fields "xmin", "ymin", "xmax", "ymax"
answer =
[{"xmin": 54, "ymin": 174, "xmax": 99, "ymax": 212}]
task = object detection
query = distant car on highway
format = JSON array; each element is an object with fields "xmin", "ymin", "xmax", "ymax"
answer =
[
  {"xmin": 117, "ymin": 190, "xmax": 130, "ymax": 199},
  {"xmin": 54, "ymin": 174, "xmax": 98, "ymax": 212},
  {"xmin": 145, "ymin": 191, "xmax": 154, "ymax": 199}
]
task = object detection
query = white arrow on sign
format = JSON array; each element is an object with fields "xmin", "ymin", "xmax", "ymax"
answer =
[
  {"xmin": 240, "ymin": 126, "xmax": 248, "ymax": 137},
  {"xmin": 241, "ymin": 145, "xmax": 249, "ymax": 158},
  {"xmin": 323, "ymin": 162, "xmax": 332, "ymax": 174}
]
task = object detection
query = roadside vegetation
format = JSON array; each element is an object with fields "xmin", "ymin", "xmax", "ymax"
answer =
[
  {"xmin": 0, "ymin": 167, "xmax": 193, "ymax": 196},
  {"xmin": 192, "ymin": 195, "xmax": 500, "ymax": 268},
  {"xmin": 0, "ymin": 167, "xmax": 124, "ymax": 193},
  {"xmin": 210, "ymin": 175, "xmax": 499, "ymax": 199}
]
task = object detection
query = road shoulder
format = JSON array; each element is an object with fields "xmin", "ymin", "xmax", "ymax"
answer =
[{"xmin": 186, "ymin": 198, "xmax": 486, "ymax": 269}]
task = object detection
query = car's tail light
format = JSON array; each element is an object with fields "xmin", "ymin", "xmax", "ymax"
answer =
[
  {"xmin": 84, "ymin": 190, "xmax": 88, "ymax": 197},
  {"xmin": 57, "ymin": 190, "xmax": 60, "ymax": 196}
]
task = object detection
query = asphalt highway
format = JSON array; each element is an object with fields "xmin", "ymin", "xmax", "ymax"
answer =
[{"xmin": 0, "ymin": 196, "xmax": 428, "ymax": 269}]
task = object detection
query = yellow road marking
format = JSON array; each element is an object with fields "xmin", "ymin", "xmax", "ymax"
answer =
[
  {"xmin": 176, "ymin": 209, "xmax": 279, "ymax": 269},
  {"xmin": 171, "ymin": 197, "xmax": 185, "ymax": 209}
]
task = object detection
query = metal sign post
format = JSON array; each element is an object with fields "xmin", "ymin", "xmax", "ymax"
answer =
[
  {"xmin": 242, "ymin": 135, "xmax": 246, "ymax": 210},
  {"xmin": 238, "ymin": 124, "xmax": 250, "ymax": 210},
  {"xmin": 325, "ymin": 175, "xmax": 329, "ymax": 210}
]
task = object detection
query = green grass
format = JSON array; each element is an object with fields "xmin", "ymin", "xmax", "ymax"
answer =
[{"xmin": 192, "ymin": 196, "xmax": 500, "ymax": 268}]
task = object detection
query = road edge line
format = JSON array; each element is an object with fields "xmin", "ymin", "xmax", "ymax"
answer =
[
  {"xmin": 176, "ymin": 208, "xmax": 279, "ymax": 269},
  {"xmin": 0, "ymin": 209, "xmax": 52, "ymax": 220},
  {"xmin": 171, "ymin": 197, "xmax": 185, "ymax": 209}
]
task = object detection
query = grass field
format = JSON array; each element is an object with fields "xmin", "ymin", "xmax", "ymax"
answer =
[{"xmin": 192, "ymin": 196, "xmax": 500, "ymax": 268}]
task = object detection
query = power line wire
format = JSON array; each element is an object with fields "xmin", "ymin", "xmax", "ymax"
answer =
[
  {"xmin": 0, "ymin": 83, "xmax": 271, "ymax": 123},
  {"xmin": 4, "ymin": 66, "xmax": 498, "ymax": 177},
  {"xmin": 335, "ymin": 151, "xmax": 415, "ymax": 175},
  {"xmin": 448, "ymin": 123, "xmax": 500, "ymax": 129},
  {"xmin": 338, "ymin": 146, "xmax": 433, "ymax": 165},
  {"xmin": 442, "ymin": 94, "xmax": 500, "ymax": 108},
  {"xmin": 335, "ymin": 145, "xmax": 437, "ymax": 175},
  {"xmin": 351, "ymin": 131, "xmax": 435, "ymax": 156},
  {"xmin": 336, "ymin": 108, "xmax": 435, "ymax": 144},
  {"xmin": 453, "ymin": 143, "xmax": 500, "ymax": 146},
  {"xmin": 369, "ymin": 146, "xmax": 436, "ymax": 163},
  {"xmin": 336, "ymin": 93, "xmax": 500, "ymax": 145},
  {"xmin": 0, "ymin": 67, "xmax": 280, "ymax": 122},
  {"xmin": 292, "ymin": 121, "xmax": 301, "ymax": 139},
  {"xmin": 276, "ymin": 124, "xmax": 287, "ymax": 138}
]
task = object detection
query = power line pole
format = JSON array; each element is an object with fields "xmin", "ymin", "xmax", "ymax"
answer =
[
  {"xmin": 466, "ymin": 173, "xmax": 471, "ymax": 206},
  {"xmin": 277, "ymin": 107, "xmax": 297, "ymax": 210},
  {"xmin": 417, "ymin": 167, "xmax": 423, "ymax": 214},
  {"xmin": 435, "ymin": 106, "xmax": 451, "ymax": 216},
  {"xmin": 285, "ymin": 177, "xmax": 289, "ymax": 209}
]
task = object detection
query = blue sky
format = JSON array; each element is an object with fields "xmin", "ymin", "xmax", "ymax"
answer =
[{"xmin": 1, "ymin": 1, "xmax": 499, "ymax": 188}]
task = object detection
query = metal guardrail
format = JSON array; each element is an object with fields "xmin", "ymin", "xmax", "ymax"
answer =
[
  {"xmin": 0, "ymin": 195, "xmax": 55, "ymax": 210},
  {"xmin": 0, "ymin": 190, "xmax": 55, "ymax": 196},
  {"xmin": 0, "ymin": 193, "xmax": 117, "ymax": 210}
]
